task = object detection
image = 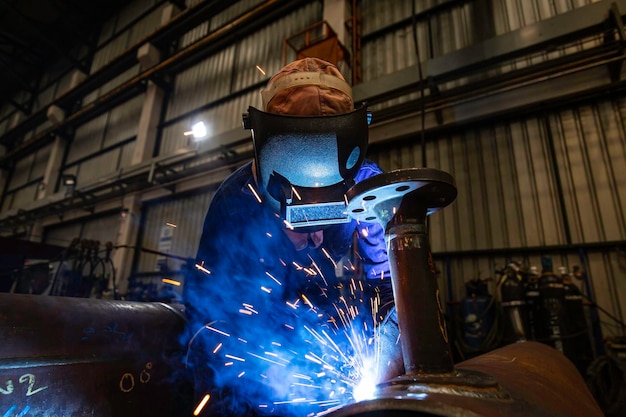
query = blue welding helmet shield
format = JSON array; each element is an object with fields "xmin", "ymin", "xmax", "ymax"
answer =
[{"xmin": 242, "ymin": 104, "xmax": 371, "ymax": 230}]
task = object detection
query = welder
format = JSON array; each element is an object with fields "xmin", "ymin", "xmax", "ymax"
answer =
[{"xmin": 183, "ymin": 57, "xmax": 401, "ymax": 416}]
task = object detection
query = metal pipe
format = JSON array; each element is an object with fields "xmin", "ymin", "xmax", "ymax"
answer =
[
  {"xmin": 0, "ymin": 293, "xmax": 191, "ymax": 417},
  {"xmin": 387, "ymin": 192, "xmax": 453, "ymax": 374}
]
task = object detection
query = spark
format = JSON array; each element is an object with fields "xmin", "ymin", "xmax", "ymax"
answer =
[
  {"xmin": 274, "ymin": 398, "xmax": 308, "ymax": 405},
  {"xmin": 161, "ymin": 278, "xmax": 181, "ymax": 286},
  {"xmin": 305, "ymin": 354, "xmax": 323, "ymax": 365},
  {"xmin": 243, "ymin": 304, "xmax": 259, "ymax": 314},
  {"xmin": 193, "ymin": 394, "xmax": 210, "ymax": 416},
  {"xmin": 248, "ymin": 352, "xmax": 287, "ymax": 367},
  {"xmin": 248, "ymin": 183, "xmax": 263, "ymax": 203},
  {"xmin": 165, "ymin": 222, "xmax": 177, "ymax": 227},
  {"xmin": 225, "ymin": 354, "xmax": 245, "ymax": 362},
  {"xmin": 205, "ymin": 325, "xmax": 230, "ymax": 337},
  {"xmin": 239, "ymin": 309, "xmax": 253, "ymax": 315},
  {"xmin": 291, "ymin": 186, "xmax": 302, "ymax": 200},
  {"xmin": 261, "ymin": 286, "xmax": 272, "ymax": 293},
  {"xmin": 320, "ymin": 248, "xmax": 337, "ymax": 270},
  {"xmin": 292, "ymin": 382, "xmax": 322, "ymax": 389},
  {"xmin": 256, "ymin": 65, "xmax": 266, "ymax": 75},
  {"xmin": 361, "ymin": 227, "xmax": 369, "ymax": 237},
  {"xmin": 284, "ymin": 219, "xmax": 295, "ymax": 229},
  {"xmin": 266, "ymin": 271, "xmax": 282, "ymax": 285},
  {"xmin": 213, "ymin": 343, "xmax": 223, "ymax": 354},
  {"xmin": 302, "ymin": 294, "xmax": 314, "ymax": 309},
  {"xmin": 195, "ymin": 262, "xmax": 211, "ymax": 274},
  {"xmin": 238, "ymin": 371, "xmax": 245, "ymax": 378}
]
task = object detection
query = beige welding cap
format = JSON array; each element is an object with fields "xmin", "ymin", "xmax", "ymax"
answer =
[{"xmin": 262, "ymin": 57, "xmax": 353, "ymax": 116}]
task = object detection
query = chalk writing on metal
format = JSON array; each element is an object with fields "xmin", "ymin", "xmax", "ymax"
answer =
[
  {"xmin": 140, "ymin": 362, "xmax": 152, "ymax": 384},
  {"xmin": 0, "ymin": 380, "xmax": 13, "ymax": 395},
  {"xmin": 1, "ymin": 374, "xmax": 46, "ymax": 397},
  {"xmin": 82, "ymin": 322, "xmax": 133, "ymax": 342},
  {"xmin": 119, "ymin": 373, "xmax": 134, "ymax": 393},
  {"xmin": 19, "ymin": 374, "xmax": 47, "ymax": 396},
  {"xmin": 119, "ymin": 362, "xmax": 153, "ymax": 393}
]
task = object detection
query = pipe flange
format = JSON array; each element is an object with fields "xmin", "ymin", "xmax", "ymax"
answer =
[{"xmin": 346, "ymin": 168, "xmax": 457, "ymax": 225}]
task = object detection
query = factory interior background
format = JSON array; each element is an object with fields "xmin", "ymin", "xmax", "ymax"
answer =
[{"xmin": 0, "ymin": 0, "xmax": 625, "ymax": 416}]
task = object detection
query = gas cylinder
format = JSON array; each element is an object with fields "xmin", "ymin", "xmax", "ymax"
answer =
[
  {"xmin": 460, "ymin": 278, "xmax": 498, "ymax": 356},
  {"xmin": 535, "ymin": 256, "xmax": 567, "ymax": 352},
  {"xmin": 524, "ymin": 265, "xmax": 541, "ymax": 341},
  {"xmin": 560, "ymin": 266, "xmax": 594, "ymax": 375},
  {"xmin": 498, "ymin": 262, "xmax": 528, "ymax": 344}
]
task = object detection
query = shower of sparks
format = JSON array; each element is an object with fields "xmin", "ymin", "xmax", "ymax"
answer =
[{"xmin": 186, "ymin": 254, "xmax": 386, "ymax": 417}]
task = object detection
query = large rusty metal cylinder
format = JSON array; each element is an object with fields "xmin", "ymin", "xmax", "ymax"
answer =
[{"xmin": 0, "ymin": 293, "xmax": 192, "ymax": 416}]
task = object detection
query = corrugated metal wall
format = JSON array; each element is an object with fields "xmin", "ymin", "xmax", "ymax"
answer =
[
  {"xmin": 356, "ymin": 0, "xmax": 626, "ymax": 337},
  {"xmin": 43, "ymin": 212, "xmax": 121, "ymax": 248},
  {"xmin": 136, "ymin": 190, "xmax": 217, "ymax": 273},
  {"xmin": 368, "ymin": 83, "xmax": 626, "ymax": 336},
  {"xmin": 160, "ymin": 1, "xmax": 321, "ymax": 155},
  {"xmin": 63, "ymin": 94, "xmax": 143, "ymax": 188},
  {"xmin": 2, "ymin": 144, "xmax": 52, "ymax": 212}
]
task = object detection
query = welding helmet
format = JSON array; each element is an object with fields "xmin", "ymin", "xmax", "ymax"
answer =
[{"xmin": 242, "ymin": 58, "xmax": 371, "ymax": 230}]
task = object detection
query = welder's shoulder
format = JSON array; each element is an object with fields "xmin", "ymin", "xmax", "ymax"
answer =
[{"xmin": 209, "ymin": 162, "xmax": 255, "ymax": 209}]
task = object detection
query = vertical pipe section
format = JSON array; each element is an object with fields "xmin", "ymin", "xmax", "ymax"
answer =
[{"xmin": 386, "ymin": 192, "xmax": 454, "ymax": 374}]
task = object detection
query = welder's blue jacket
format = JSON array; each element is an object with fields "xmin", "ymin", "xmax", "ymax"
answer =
[
  {"xmin": 183, "ymin": 159, "xmax": 393, "ymax": 415},
  {"xmin": 186, "ymin": 159, "xmax": 392, "ymax": 322}
]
